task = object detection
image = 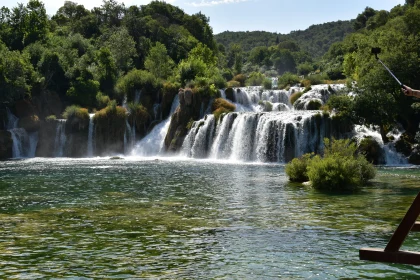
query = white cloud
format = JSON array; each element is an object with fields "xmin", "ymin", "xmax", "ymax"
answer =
[{"xmin": 185, "ymin": 0, "xmax": 249, "ymax": 7}]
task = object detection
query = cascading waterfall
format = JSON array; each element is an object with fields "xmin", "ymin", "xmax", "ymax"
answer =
[
  {"xmin": 182, "ymin": 111, "xmax": 327, "ymax": 163},
  {"xmin": 54, "ymin": 120, "xmax": 67, "ymax": 157},
  {"xmin": 353, "ymin": 125, "xmax": 407, "ymax": 165},
  {"xmin": 6, "ymin": 108, "xmax": 38, "ymax": 158},
  {"xmin": 131, "ymin": 95, "xmax": 179, "ymax": 156},
  {"xmin": 87, "ymin": 114, "xmax": 95, "ymax": 157}
]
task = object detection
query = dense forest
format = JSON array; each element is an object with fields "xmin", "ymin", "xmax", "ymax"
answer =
[
  {"xmin": 1, "ymin": 0, "xmax": 420, "ymax": 161},
  {"xmin": 215, "ymin": 20, "xmax": 354, "ymax": 58}
]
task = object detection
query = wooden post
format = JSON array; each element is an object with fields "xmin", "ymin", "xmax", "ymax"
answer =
[{"xmin": 360, "ymin": 192, "xmax": 420, "ymax": 265}]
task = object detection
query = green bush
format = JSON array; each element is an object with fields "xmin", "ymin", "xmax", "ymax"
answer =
[
  {"xmin": 285, "ymin": 153, "xmax": 313, "ymax": 182},
  {"xmin": 278, "ymin": 72, "xmax": 300, "ymax": 89},
  {"xmin": 115, "ymin": 69, "xmax": 159, "ymax": 101},
  {"xmin": 263, "ymin": 78, "xmax": 272, "ymax": 89},
  {"xmin": 63, "ymin": 105, "xmax": 89, "ymax": 120},
  {"xmin": 96, "ymin": 92, "xmax": 111, "ymax": 109},
  {"xmin": 246, "ymin": 72, "xmax": 266, "ymax": 86},
  {"xmin": 306, "ymin": 100, "xmax": 322, "ymax": 110},
  {"xmin": 233, "ymin": 74, "xmax": 246, "ymax": 87},
  {"xmin": 212, "ymin": 98, "xmax": 235, "ymax": 120},
  {"xmin": 285, "ymin": 138, "xmax": 376, "ymax": 191},
  {"xmin": 227, "ymin": 80, "xmax": 241, "ymax": 87},
  {"xmin": 46, "ymin": 115, "xmax": 57, "ymax": 122},
  {"xmin": 290, "ymin": 92, "xmax": 303, "ymax": 105}
]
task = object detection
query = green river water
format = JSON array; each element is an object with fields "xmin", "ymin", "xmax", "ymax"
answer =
[{"xmin": 1, "ymin": 157, "xmax": 420, "ymax": 279}]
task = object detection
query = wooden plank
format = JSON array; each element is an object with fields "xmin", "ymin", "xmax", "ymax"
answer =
[
  {"xmin": 384, "ymin": 192, "xmax": 420, "ymax": 252},
  {"xmin": 360, "ymin": 248, "xmax": 420, "ymax": 265},
  {"xmin": 411, "ymin": 222, "xmax": 420, "ymax": 232}
]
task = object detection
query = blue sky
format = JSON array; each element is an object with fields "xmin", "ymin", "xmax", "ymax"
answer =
[{"xmin": 3, "ymin": 0, "xmax": 405, "ymax": 34}]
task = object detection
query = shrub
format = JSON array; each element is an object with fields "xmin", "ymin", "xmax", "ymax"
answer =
[
  {"xmin": 246, "ymin": 72, "xmax": 266, "ymax": 86},
  {"xmin": 290, "ymin": 92, "xmax": 303, "ymax": 105},
  {"xmin": 307, "ymin": 73, "xmax": 327, "ymax": 85},
  {"xmin": 46, "ymin": 115, "xmax": 57, "ymax": 122},
  {"xmin": 227, "ymin": 80, "xmax": 241, "ymax": 87},
  {"xmin": 263, "ymin": 78, "xmax": 272, "ymax": 89},
  {"xmin": 307, "ymin": 138, "xmax": 376, "ymax": 190},
  {"xmin": 115, "ymin": 69, "xmax": 159, "ymax": 100},
  {"xmin": 63, "ymin": 105, "xmax": 89, "ymax": 120},
  {"xmin": 96, "ymin": 92, "xmax": 111, "ymax": 109},
  {"xmin": 306, "ymin": 100, "xmax": 322, "ymax": 110},
  {"xmin": 286, "ymin": 138, "xmax": 376, "ymax": 191},
  {"xmin": 212, "ymin": 98, "xmax": 235, "ymax": 120},
  {"xmin": 278, "ymin": 72, "xmax": 300, "ymax": 89},
  {"xmin": 285, "ymin": 153, "xmax": 313, "ymax": 182},
  {"xmin": 233, "ymin": 74, "xmax": 246, "ymax": 87}
]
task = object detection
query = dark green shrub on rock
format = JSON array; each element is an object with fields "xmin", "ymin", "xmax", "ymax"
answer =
[
  {"xmin": 285, "ymin": 138, "xmax": 376, "ymax": 190},
  {"xmin": 285, "ymin": 153, "xmax": 313, "ymax": 182},
  {"xmin": 212, "ymin": 98, "xmax": 236, "ymax": 121}
]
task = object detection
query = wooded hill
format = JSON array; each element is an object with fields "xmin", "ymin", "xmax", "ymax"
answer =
[{"xmin": 215, "ymin": 20, "xmax": 354, "ymax": 58}]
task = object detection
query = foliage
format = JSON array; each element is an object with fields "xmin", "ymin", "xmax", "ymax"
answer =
[
  {"xmin": 285, "ymin": 153, "xmax": 313, "ymax": 182},
  {"xmin": 0, "ymin": 44, "xmax": 34, "ymax": 104},
  {"xmin": 263, "ymin": 78, "xmax": 272, "ymax": 90},
  {"xmin": 278, "ymin": 72, "xmax": 300, "ymax": 89},
  {"xmin": 290, "ymin": 92, "xmax": 303, "ymax": 105},
  {"xmin": 233, "ymin": 74, "xmax": 246, "ymax": 87},
  {"xmin": 246, "ymin": 72, "xmax": 266, "ymax": 86},
  {"xmin": 62, "ymin": 105, "xmax": 89, "ymax": 120},
  {"xmin": 144, "ymin": 42, "xmax": 175, "ymax": 80},
  {"xmin": 212, "ymin": 98, "xmax": 235, "ymax": 121},
  {"xmin": 115, "ymin": 69, "xmax": 159, "ymax": 100},
  {"xmin": 286, "ymin": 138, "xmax": 376, "ymax": 190}
]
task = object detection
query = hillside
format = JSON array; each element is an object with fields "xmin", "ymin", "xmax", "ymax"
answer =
[{"xmin": 215, "ymin": 20, "xmax": 354, "ymax": 58}]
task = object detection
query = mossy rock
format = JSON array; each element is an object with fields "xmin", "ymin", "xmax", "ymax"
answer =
[
  {"xmin": 15, "ymin": 99, "xmax": 36, "ymax": 118},
  {"xmin": 306, "ymin": 100, "xmax": 322, "ymax": 110},
  {"xmin": 18, "ymin": 115, "xmax": 40, "ymax": 132},
  {"xmin": 225, "ymin": 87, "xmax": 235, "ymax": 102},
  {"xmin": 395, "ymin": 134, "xmax": 412, "ymax": 157},
  {"xmin": 0, "ymin": 130, "xmax": 12, "ymax": 159},
  {"xmin": 358, "ymin": 137, "xmax": 385, "ymax": 165}
]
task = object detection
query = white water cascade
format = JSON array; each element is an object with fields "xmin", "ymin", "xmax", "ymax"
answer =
[
  {"xmin": 87, "ymin": 114, "xmax": 95, "ymax": 157},
  {"xmin": 353, "ymin": 125, "xmax": 408, "ymax": 165},
  {"xmin": 182, "ymin": 110, "xmax": 328, "ymax": 162},
  {"xmin": 131, "ymin": 95, "xmax": 179, "ymax": 156},
  {"xmin": 54, "ymin": 120, "xmax": 67, "ymax": 157},
  {"xmin": 6, "ymin": 108, "xmax": 38, "ymax": 158}
]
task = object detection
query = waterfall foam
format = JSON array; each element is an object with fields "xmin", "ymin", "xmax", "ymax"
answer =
[
  {"xmin": 183, "ymin": 111, "xmax": 327, "ymax": 163},
  {"xmin": 54, "ymin": 120, "xmax": 67, "ymax": 157},
  {"xmin": 6, "ymin": 108, "xmax": 38, "ymax": 158},
  {"xmin": 87, "ymin": 114, "xmax": 95, "ymax": 157},
  {"xmin": 131, "ymin": 95, "xmax": 179, "ymax": 156}
]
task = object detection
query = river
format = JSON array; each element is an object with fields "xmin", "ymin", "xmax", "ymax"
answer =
[{"xmin": 1, "ymin": 157, "xmax": 420, "ymax": 278}]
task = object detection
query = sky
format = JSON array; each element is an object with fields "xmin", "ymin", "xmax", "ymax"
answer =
[{"xmin": 2, "ymin": 0, "xmax": 406, "ymax": 34}]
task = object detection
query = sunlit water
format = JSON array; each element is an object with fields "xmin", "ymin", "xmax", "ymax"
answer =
[{"xmin": 1, "ymin": 158, "xmax": 420, "ymax": 279}]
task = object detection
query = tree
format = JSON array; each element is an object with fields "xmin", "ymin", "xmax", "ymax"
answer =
[
  {"xmin": 103, "ymin": 27, "xmax": 137, "ymax": 73},
  {"xmin": 144, "ymin": 42, "xmax": 175, "ymax": 80}
]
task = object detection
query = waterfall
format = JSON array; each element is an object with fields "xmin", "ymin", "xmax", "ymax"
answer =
[
  {"xmin": 134, "ymin": 90, "xmax": 141, "ymax": 104},
  {"xmin": 131, "ymin": 95, "xmax": 179, "ymax": 156},
  {"xmin": 182, "ymin": 111, "xmax": 328, "ymax": 163},
  {"xmin": 6, "ymin": 107, "xmax": 19, "ymax": 130},
  {"xmin": 87, "ymin": 114, "xmax": 95, "ymax": 157},
  {"xmin": 54, "ymin": 120, "xmax": 67, "ymax": 157},
  {"xmin": 6, "ymin": 108, "xmax": 38, "ymax": 158},
  {"xmin": 227, "ymin": 87, "xmax": 293, "ymax": 112},
  {"xmin": 353, "ymin": 125, "xmax": 407, "ymax": 165}
]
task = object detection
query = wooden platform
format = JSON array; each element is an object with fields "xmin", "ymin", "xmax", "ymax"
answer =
[
  {"xmin": 360, "ymin": 248, "xmax": 420, "ymax": 265},
  {"xmin": 360, "ymin": 192, "xmax": 420, "ymax": 265}
]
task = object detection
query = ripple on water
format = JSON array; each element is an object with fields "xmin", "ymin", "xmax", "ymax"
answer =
[{"xmin": 1, "ymin": 159, "xmax": 420, "ymax": 278}]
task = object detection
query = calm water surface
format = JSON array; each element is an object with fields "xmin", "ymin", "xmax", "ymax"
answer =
[{"xmin": 1, "ymin": 158, "xmax": 420, "ymax": 279}]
